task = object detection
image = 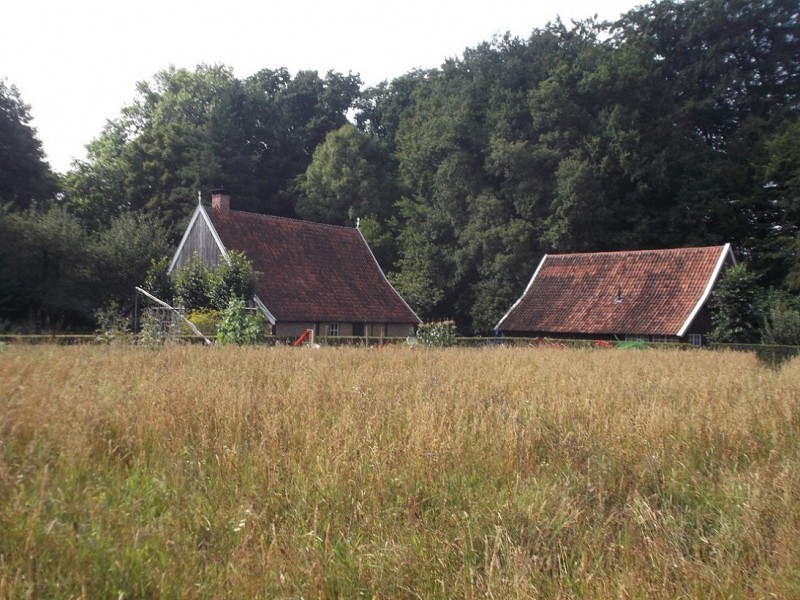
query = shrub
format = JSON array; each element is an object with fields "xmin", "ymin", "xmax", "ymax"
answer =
[
  {"xmin": 188, "ymin": 308, "xmax": 222, "ymax": 336},
  {"xmin": 95, "ymin": 303, "xmax": 132, "ymax": 344},
  {"xmin": 216, "ymin": 297, "xmax": 266, "ymax": 346},
  {"xmin": 210, "ymin": 251, "xmax": 258, "ymax": 310},
  {"xmin": 761, "ymin": 297, "xmax": 800, "ymax": 345},
  {"xmin": 143, "ymin": 256, "xmax": 174, "ymax": 305},
  {"xmin": 170, "ymin": 252, "xmax": 259, "ymax": 313},
  {"xmin": 416, "ymin": 320, "xmax": 457, "ymax": 347},
  {"xmin": 138, "ymin": 309, "xmax": 169, "ymax": 348},
  {"xmin": 173, "ymin": 253, "xmax": 214, "ymax": 311}
]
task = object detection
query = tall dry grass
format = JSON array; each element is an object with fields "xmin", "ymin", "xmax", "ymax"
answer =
[{"xmin": 1, "ymin": 345, "xmax": 799, "ymax": 598}]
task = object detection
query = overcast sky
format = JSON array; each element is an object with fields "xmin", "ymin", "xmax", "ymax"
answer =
[{"xmin": 5, "ymin": 0, "xmax": 642, "ymax": 173}]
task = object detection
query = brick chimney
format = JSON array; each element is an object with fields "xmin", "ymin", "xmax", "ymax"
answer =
[{"xmin": 211, "ymin": 188, "xmax": 230, "ymax": 213}]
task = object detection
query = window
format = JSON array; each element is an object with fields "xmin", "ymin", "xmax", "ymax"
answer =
[
  {"xmin": 329, "ymin": 323, "xmax": 340, "ymax": 337},
  {"xmin": 688, "ymin": 333, "xmax": 702, "ymax": 348},
  {"xmin": 652, "ymin": 336, "xmax": 679, "ymax": 344}
]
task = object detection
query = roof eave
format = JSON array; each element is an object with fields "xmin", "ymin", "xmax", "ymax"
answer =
[
  {"xmin": 253, "ymin": 295, "xmax": 277, "ymax": 326},
  {"xmin": 494, "ymin": 255, "xmax": 548, "ymax": 331},
  {"xmin": 356, "ymin": 227, "xmax": 422, "ymax": 324},
  {"xmin": 677, "ymin": 243, "xmax": 734, "ymax": 337}
]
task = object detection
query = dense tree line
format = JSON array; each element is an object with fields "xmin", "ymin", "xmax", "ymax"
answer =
[{"xmin": 1, "ymin": 0, "xmax": 798, "ymax": 334}]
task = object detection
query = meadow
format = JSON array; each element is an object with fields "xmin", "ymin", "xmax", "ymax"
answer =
[{"xmin": 1, "ymin": 344, "xmax": 799, "ymax": 598}]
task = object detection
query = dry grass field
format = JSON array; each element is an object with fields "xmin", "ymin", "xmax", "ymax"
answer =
[{"xmin": 1, "ymin": 344, "xmax": 799, "ymax": 598}]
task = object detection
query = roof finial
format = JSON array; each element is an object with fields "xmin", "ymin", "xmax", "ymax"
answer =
[
  {"xmin": 356, "ymin": 217, "xmax": 361, "ymax": 230},
  {"xmin": 197, "ymin": 190, "xmax": 202, "ymax": 205}
]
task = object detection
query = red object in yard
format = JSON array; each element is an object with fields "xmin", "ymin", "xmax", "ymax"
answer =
[{"xmin": 293, "ymin": 328, "xmax": 314, "ymax": 346}]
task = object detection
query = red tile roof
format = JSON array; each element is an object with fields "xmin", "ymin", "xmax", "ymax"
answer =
[
  {"xmin": 209, "ymin": 209, "xmax": 419, "ymax": 324},
  {"xmin": 496, "ymin": 245, "xmax": 732, "ymax": 336}
]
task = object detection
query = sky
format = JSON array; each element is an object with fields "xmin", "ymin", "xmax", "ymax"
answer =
[{"xmin": 5, "ymin": 0, "xmax": 642, "ymax": 174}]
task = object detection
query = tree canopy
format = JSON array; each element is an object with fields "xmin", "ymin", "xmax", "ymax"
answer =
[{"xmin": 0, "ymin": 79, "xmax": 57, "ymax": 209}]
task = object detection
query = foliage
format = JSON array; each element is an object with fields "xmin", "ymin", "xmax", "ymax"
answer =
[
  {"xmin": 2, "ymin": 346, "xmax": 800, "ymax": 597},
  {"xmin": 94, "ymin": 303, "xmax": 132, "ymax": 344},
  {"xmin": 62, "ymin": 66, "xmax": 362, "ymax": 231},
  {"xmin": 143, "ymin": 256, "xmax": 174, "ymax": 305},
  {"xmin": 0, "ymin": 204, "xmax": 171, "ymax": 330},
  {"xmin": 187, "ymin": 308, "xmax": 222, "ymax": 336},
  {"xmin": 416, "ymin": 320, "xmax": 458, "ymax": 347},
  {"xmin": 172, "ymin": 251, "xmax": 259, "ymax": 314},
  {"xmin": 91, "ymin": 212, "xmax": 172, "ymax": 312},
  {"xmin": 210, "ymin": 250, "xmax": 258, "ymax": 310},
  {"xmin": 0, "ymin": 78, "xmax": 58, "ymax": 208},
  {"xmin": 356, "ymin": 214, "xmax": 397, "ymax": 270},
  {"xmin": 216, "ymin": 297, "xmax": 266, "ymax": 345},
  {"xmin": 760, "ymin": 291, "xmax": 800, "ymax": 345},
  {"xmin": 296, "ymin": 124, "xmax": 398, "ymax": 225},
  {"xmin": 173, "ymin": 253, "xmax": 214, "ymax": 311},
  {"xmin": 137, "ymin": 309, "xmax": 169, "ymax": 348},
  {"xmin": 0, "ymin": 204, "xmax": 92, "ymax": 329},
  {"xmin": 709, "ymin": 263, "xmax": 763, "ymax": 343}
]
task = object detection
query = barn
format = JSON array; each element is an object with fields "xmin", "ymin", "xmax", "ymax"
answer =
[
  {"xmin": 169, "ymin": 190, "xmax": 420, "ymax": 340},
  {"xmin": 494, "ymin": 245, "xmax": 735, "ymax": 346}
]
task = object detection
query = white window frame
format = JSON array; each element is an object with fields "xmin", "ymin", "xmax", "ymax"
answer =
[
  {"xmin": 329, "ymin": 322, "xmax": 340, "ymax": 337},
  {"xmin": 687, "ymin": 333, "xmax": 702, "ymax": 348}
]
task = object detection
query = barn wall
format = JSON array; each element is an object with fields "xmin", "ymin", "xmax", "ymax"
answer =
[
  {"xmin": 387, "ymin": 323, "xmax": 416, "ymax": 338},
  {"xmin": 276, "ymin": 321, "xmax": 416, "ymax": 340},
  {"xmin": 276, "ymin": 322, "xmax": 317, "ymax": 339},
  {"xmin": 173, "ymin": 213, "xmax": 224, "ymax": 271}
]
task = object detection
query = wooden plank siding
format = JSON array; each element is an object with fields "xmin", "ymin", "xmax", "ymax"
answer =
[{"xmin": 171, "ymin": 212, "xmax": 224, "ymax": 272}]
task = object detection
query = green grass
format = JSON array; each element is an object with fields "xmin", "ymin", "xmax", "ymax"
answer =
[{"xmin": 1, "ymin": 345, "xmax": 799, "ymax": 597}]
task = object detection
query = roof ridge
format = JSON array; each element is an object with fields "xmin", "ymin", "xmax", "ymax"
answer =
[
  {"xmin": 548, "ymin": 245, "xmax": 725, "ymax": 258},
  {"xmin": 224, "ymin": 209, "xmax": 357, "ymax": 232}
]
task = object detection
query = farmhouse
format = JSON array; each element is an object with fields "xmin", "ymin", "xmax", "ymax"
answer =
[
  {"xmin": 494, "ymin": 245, "xmax": 735, "ymax": 346},
  {"xmin": 169, "ymin": 190, "xmax": 420, "ymax": 339}
]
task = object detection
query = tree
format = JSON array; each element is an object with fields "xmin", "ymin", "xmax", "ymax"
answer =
[
  {"xmin": 0, "ymin": 205, "xmax": 91, "ymax": 329},
  {"xmin": 90, "ymin": 212, "xmax": 172, "ymax": 312},
  {"xmin": 64, "ymin": 66, "xmax": 364, "ymax": 232},
  {"xmin": 296, "ymin": 124, "xmax": 398, "ymax": 225},
  {"xmin": 708, "ymin": 263, "xmax": 763, "ymax": 343},
  {"xmin": 0, "ymin": 79, "xmax": 58, "ymax": 208}
]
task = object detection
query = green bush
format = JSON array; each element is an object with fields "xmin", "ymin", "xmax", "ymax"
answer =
[
  {"xmin": 173, "ymin": 254, "xmax": 214, "ymax": 311},
  {"xmin": 216, "ymin": 297, "xmax": 266, "ymax": 346},
  {"xmin": 761, "ymin": 298, "xmax": 800, "ymax": 345},
  {"xmin": 709, "ymin": 263, "xmax": 762, "ymax": 343},
  {"xmin": 170, "ymin": 252, "xmax": 259, "ymax": 313},
  {"xmin": 210, "ymin": 251, "xmax": 258, "ymax": 310},
  {"xmin": 188, "ymin": 308, "xmax": 222, "ymax": 336},
  {"xmin": 95, "ymin": 303, "xmax": 132, "ymax": 344},
  {"xmin": 143, "ymin": 256, "xmax": 174, "ymax": 305},
  {"xmin": 138, "ymin": 310, "xmax": 169, "ymax": 348}
]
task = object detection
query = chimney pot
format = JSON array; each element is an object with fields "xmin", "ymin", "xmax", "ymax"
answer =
[{"xmin": 211, "ymin": 188, "xmax": 230, "ymax": 213}]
